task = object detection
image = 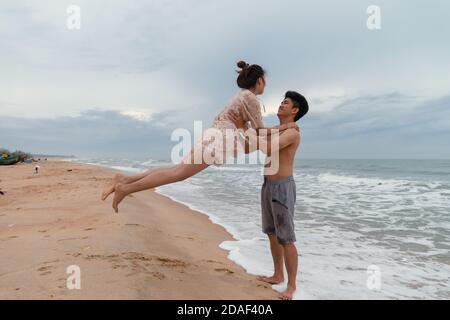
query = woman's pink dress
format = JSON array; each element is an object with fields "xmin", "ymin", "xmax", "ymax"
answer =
[{"xmin": 185, "ymin": 89, "xmax": 264, "ymax": 165}]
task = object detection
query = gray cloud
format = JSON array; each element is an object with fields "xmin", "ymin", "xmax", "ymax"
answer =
[
  {"xmin": 1, "ymin": 94, "xmax": 448, "ymax": 159},
  {"xmin": 0, "ymin": 110, "xmax": 173, "ymax": 158},
  {"xmin": 1, "ymin": 0, "xmax": 449, "ymax": 158},
  {"xmin": 303, "ymin": 94, "xmax": 450, "ymax": 137},
  {"xmin": 298, "ymin": 94, "xmax": 450, "ymax": 159}
]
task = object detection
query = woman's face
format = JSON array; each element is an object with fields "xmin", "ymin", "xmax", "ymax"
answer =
[{"xmin": 255, "ymin": 76, "xmax": 266, "ymax": 95}]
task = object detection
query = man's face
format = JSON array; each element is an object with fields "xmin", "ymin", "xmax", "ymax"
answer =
[{"xmin": 277, "ymin": 98, "xmax": 298, "ymax": 119}]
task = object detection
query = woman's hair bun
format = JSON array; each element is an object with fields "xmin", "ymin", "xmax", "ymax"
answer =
[
  {"xmin": 237, "ymin": 60, "xmax": 249, "ymax": 69},
  {"xmin": 235, "ymin": 60, "xmax": 265, "ymax": 89}
]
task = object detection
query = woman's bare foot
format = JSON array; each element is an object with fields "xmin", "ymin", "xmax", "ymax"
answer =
[
  {"xmin": 279, "ymin": 285, "xmax": 296, "ymax": 300},
  {"xmin": 112, "ymin": 183, "xmax": 128, "ymax": 213},
  {"xmin": 257, "ymin": 275, "xmax": 284, "ymax": 285},
  {"xmin": 102, "ymin": 173, "xmax": 128, "ymax": 201}
]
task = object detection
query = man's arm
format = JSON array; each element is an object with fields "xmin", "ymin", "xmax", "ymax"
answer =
[{"xmin": 258, "ymin": 128, "xmax": 299, "ymax": 156}]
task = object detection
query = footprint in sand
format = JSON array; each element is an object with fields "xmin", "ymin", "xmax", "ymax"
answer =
[
  {"xmin": 150, "ymin": 271, "xmax": 165, "ymax": 280},
  {"xmin": 58, "ymin": 237, "xmax": 79, "ymax": 242},
  {"xmin": 57, "ymin": 236, "xmax": 89, "ymax": 242},
  {"xmin": 175, "ymin": 235, "xmax": 195, "ymax": 241},
  {"xmin": 156, "ymin": 257, "xmax": 188, "ymax": 268},
  {"xmin": 214, "ymin": 268, "xmax": 234, "ymax": 274},
  {"xmin": 205, "ymin": 259, "xmax": 219, "ymax": 263},
  {"xmin": 76, "ymin": 252, "xmax": 189, "ymax": 279},
  {"xmin": 122, "ymin": 252, "xmax": 152, "ymax": 262},
  {"xmin": 37, "ymin": 265, "xmax": 53, "ymax": 276}
]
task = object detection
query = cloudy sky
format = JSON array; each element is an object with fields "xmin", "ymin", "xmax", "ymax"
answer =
[{"xmin": 1, "ymin": 0, "xmax": 449, "ymax": 159}]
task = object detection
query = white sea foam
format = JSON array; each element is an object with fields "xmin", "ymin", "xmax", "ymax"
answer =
[
  {"xmin": 109, "ymin": 165, "xmax": 142, "ymax": 173},
  {"xmin": 140, "ymin": 159, "xmax": 157, "ymax": 166},
  {"xmin": 211, "ymin": 166, "xmax": 260, "ymax": 172}
]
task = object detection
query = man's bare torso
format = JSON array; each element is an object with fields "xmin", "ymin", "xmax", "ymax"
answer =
[{"xmin": 264, "ymin": 129, "xmax": 300, "ymax": 181}]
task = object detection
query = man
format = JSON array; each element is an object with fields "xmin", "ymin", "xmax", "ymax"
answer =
[{"xmin": 235, "ymin": 91, "xmax": 308, "ymax": 300}]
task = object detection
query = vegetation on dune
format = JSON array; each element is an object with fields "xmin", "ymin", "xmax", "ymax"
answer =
[{"xmin": 0, "ymin": 148, "xmax": 32, "ymax": 162}]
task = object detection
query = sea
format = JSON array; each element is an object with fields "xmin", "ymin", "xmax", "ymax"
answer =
[{"xmin": 65, "ymin": 157, "xmax": 450, "ymax": 299}]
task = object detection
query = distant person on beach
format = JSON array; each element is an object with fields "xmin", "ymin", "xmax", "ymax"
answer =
[
  {"xmin": 101, "ymin": 61, "xmax": 298, "ymax": 212},
  {"xmin": 235, "ymin": 91, "xmax": 308, "ymax": 300}
]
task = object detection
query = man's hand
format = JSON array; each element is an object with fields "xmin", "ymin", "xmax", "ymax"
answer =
[{"xmin": 229, "ymin": 110, "xmax": 247, "ymax": 129}]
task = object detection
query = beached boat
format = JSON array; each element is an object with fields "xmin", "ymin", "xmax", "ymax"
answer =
[{"xmin": 0, "ymin": 156, "xmax": 20, "ymax": 165}]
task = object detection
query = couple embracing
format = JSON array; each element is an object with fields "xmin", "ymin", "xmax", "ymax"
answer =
[{"xmin": 102, "ymin": 60, "xmax": 309, "ymax": 300}]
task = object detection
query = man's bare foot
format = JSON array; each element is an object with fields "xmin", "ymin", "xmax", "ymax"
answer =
[
  {"xmin": 112, "ymin": 183, "xmax": 128, "ymax": 213},
  {"xmin": 257, "ymin": 275, "xmax": 284, "ymax": 285},
  {"xmin": 102, "ymin": 173, "xmax": 128, "ymax": 201},
  {"xmin": 279, "ymin": 285, "xmax": 296, "ymax": 300}
]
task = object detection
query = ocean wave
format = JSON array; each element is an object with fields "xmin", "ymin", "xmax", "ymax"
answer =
[
  {"xmin": 109, "ymin": 165, "xmax": 142, "ymax": 173},
  {"xmin": 139, "ymin": 159, "xmax": 172, "ymax": 167},
  {"xmin": 210, "ymin": 165, "xmax": 260, "ymax": 172},
  {"xmin": 317, "ymin": 172, "xmax": 411, "ymax": 188}
]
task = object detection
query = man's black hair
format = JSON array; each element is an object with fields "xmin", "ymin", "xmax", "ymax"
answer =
[{"xmin": 285, "ymin": 91, "xmax": 308, "ymax": 122}]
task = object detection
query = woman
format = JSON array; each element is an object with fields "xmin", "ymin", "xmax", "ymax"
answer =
[{"xmin": 102, "ymin": 60, "xmax": 297, "ymax": 212}]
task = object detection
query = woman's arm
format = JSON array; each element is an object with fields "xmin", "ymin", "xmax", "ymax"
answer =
[
  {"xmin": 245, "ymin": 129, "xmax": 299, "ymax": 156},
  {"xmin": 230, "ymin": 107, "xmax": 298, "ymax": 136}
]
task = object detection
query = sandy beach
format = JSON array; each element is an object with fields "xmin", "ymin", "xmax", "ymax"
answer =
[{"xmin": 0, "ymin": 160, "xmax": 275, "ymax": 300}]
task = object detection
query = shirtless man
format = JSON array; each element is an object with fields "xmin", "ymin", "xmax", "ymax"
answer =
[{"xmin": 235, "ymin": 91, "xmax": 309, "ymax": 300}]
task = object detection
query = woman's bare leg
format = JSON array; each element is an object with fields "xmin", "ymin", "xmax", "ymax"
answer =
[
  {"xmin": 102, "ymin": 167, "xmax": 169, "ymax": 200},
  {"xmin": 111, "ymin": 153, "xmax": 209, "ymax": 212}
]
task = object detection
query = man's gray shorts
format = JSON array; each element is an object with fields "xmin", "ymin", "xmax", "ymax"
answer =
[{"xmin": 261, "ymin": 176, "xmax": 296, "ymax": 245}]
